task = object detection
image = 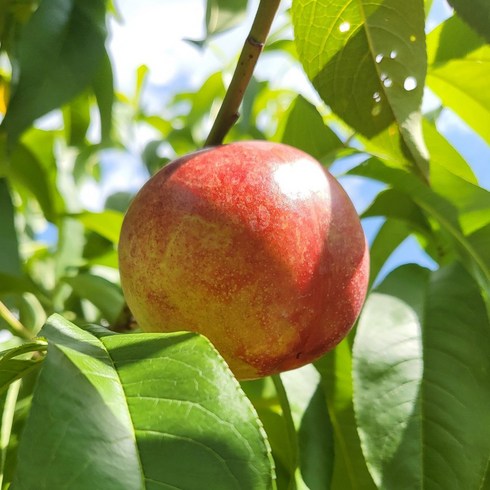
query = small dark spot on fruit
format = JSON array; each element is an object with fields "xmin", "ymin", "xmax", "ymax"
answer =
[{"xmin": 296, "ymin": 352, "xmax": 302, "ymax": 359}]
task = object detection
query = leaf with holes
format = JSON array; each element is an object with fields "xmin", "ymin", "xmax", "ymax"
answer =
[
  {"xmin": 11, "ymin": 315, "xmax": 275, "ymax": 490},
  {"xmin": 292, "ymin": 0, "xmax": 428, "ymax": 178}
]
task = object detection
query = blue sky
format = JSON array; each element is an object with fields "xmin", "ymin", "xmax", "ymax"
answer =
[{"xmin": 80, "ymin": 0, "xmax": 489, "ymax": 281}]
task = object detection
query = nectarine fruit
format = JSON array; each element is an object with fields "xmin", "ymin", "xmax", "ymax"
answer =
[{"xmin": 118, "ymin": 141, "xmax": 369, "ymax": 379}]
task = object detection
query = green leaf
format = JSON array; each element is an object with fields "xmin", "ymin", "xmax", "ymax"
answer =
[
  {"xmin": 427, "ymin": 16, "xmax": 490, "ymax": 144},
  {"xmin": 12, "ymin": 315, "xmax": 275, "ymax": 490},
  {"xmin": 430, "ymin": 164, "xmax": 490, "ymax": 236},
  {"xmin": 0, "ymin": 179, "xmax": 21, "ymax": 277},
  {"xmin": 422, "ymin": 118, "xmax": 476, "ymax": 184},
  {"xmin": 243, "ymin": 366, "xmax": 334, "ymax": 490},
  {"xmin": 0, "ymin": 274, "xmax": 35, "ymax": 296},
  {"xmin": 0, "ymin": 359, "xmax": 41, "ymax": 397},
  {"xmin": 367, "ymin": 219, "xmax": 412, "ymax": 288},
  {"xmin": 0, "ymin": 341, "xmax": 48, "ymax": 363},
  {"xmin": 77, "ymin": 209, "xmax": 124, "ymax": 244},
  {"xmin": 447, "ymin": 0, "xmax": 490, "ymax": 42},
  {"xmin": 7, "ymin": 143, "xmax": 56, "ymax": 222},
  {"xmin": 315, "ymin": 341, "xmax": 377, "ymax": 490},
  {"xmin": 279, "ymin": 95, "xmax": 343, "ymax": 163},
  {"xmin": 54, "ymin": 218, "xmax": 85, "ymax": 281},
  {"xmin": 350, "ymin": 158, "xmax": 490, "ymax": 293},
  {"xmin": 187, "ymin": 72, "xmax": 225, "ymax": 127},
  {"xmin": 1, "ymin": 0, "xmax": 108, "ymax": 141},
  {"xmin": 92, "ymin": 49, "xmax": 114, "ymax": 143},
  {"xmin": 0, "ymin": 340, "xmax": 47, "ymax": 396},
  {"xmin": 63, "ymin": 91, "xmax": 91, "ymax": 147},
  {"xmin": 280, "ymin": 366, "xmax": 334, "ymax": 490},
  {"xmin": 292, "ymin": 0, "xmax": 429, "ymax": 178},
  {"xmin": 362, "ymin": 189, "xmax": 432, "ymax": 234},
  {"xmin": 206, "ymin": 0, "xmax": 248, "ymax": 37},
  {"xmin": 63, "ymin": 273, "xmax": 124, "ymax": 324},
  {"xmin": 353, "ymin": 264, "xmax": 490, "ymax": 489}
]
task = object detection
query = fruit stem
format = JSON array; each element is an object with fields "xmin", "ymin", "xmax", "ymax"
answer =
[{"xmin": 204, "ymin": 0, "xmax": 281, "ymax": 147}]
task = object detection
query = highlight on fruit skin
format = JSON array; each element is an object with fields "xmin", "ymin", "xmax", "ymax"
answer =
[{"xmin": 118, "ymin": 140, "xmax": 369, "ymax": 380}]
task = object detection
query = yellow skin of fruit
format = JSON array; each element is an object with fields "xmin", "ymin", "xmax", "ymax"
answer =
[{"xmin": 118, "ymin": 141, "xmax": 369, "ymax": 380}]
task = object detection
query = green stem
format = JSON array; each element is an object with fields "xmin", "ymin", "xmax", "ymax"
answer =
[
  {"xmin": 0, "ymin": 300, "xmax": 32, "ymax": 340},
  {"xmin": 0, "ymin": 379, "xmax": 21, "ymax": 488},
  {"xmin": 205, "ymin": 0, "xmax": 281, "ymax": 147}
]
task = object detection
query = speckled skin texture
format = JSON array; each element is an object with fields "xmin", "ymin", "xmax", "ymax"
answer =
[{"xmin": 119, "ymin": 141, "xmax": 369, "ymax": 379}]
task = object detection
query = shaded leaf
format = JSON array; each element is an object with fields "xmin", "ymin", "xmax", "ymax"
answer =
[
  {"xmin": 280, "ymin": 366, "xmax": 334, "ymax": 490},
  {"xmin": 7, "ymin": 143, "xmax": 57, "ymax": 222},
  {"xmin": 367, "ymin": 219, "xmax": 412, "ymax": 288},
  {"xmin": 350, "ymin": 158, "xmax": 490, "ymax": 293},
  {"xmin": 362, "ymin": 189, "xmax": 431, "ymax": 234},
  {"xmin": 12, "ymin": 315, "xmax": 275, "ymax": 490},
  {"xmin": 92, "ymin": 49, "xmax": 114, "ymax": 143},
  {"xmin": 0, "ymin": 179, "xmax": 21, "ymax": 277},
  {"xmin": 292, "ymin": 0, "xmax": 428, "ymax": 177},
  {"xmin": 353, "ymin": 264, "xmax": 490, "ymax": 489},
  {"xmin": 315, "ymin": 341, "xmax": 377, "ymax": 490},
  {"xmin": 447, "ymin": 0, "xmax": 490, "ymax": 42},
  {"xmin": 63, "ymin": 91, "xmax": 91, "ymax": 147},
  {"xmin": 0, "ymin": 359, "xmax": 41, "ymax": 397},
  {"xmin": 63, "ymin": 273, "xmax": 124, "ymax": 324},
  {"xmin": 0, "ymin": 341, "xmax": 47, "ymax": 363},
  {"xmin": 0, "ymin": 340, "xmax": 47, "ymax": 396},
  {"xmin": 279, "ymin": 95, "xmax": 343, "ymax": 163},
  {"xmin": 0, "ymin": 274, "xmax": 35, "ymax": 296},
  {"xmin": 2, "ymin": 0, "xmax": 108, "ymax": 141},
  {"xmin": 243, "ymin": 366, "xmax": 334, "ymax": 490}
]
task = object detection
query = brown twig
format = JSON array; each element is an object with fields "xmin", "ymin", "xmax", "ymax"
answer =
[{"xmin": 205, "ymin": 0, "xmax": 282, "ymax": 147}]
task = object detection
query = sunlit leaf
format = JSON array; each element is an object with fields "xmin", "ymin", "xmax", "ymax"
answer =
[
  {"xmin": 427, "ymin": 16, "xmax": 490, "ymax": 144},
  {"xmin": 422, "ymin": 118, "xmax": 476, "ymax": 184},
  {"xmin": 77, "ymin": 210, "xmax": 124, "ymax": 244},
  {"xmin": 353, "ymin": 264, "xmax": 490, "ymax": 489},
  {"xmin": 12, "ymin": 315, "xmax": 275, "ymax": 490},
  {"xmin": 54, "ymin": 218, "xmax": 86, "ymax": 290}
]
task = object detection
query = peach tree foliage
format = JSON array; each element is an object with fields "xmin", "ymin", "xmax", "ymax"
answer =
[{"xmin": 0, "ymin": 0, "xmax": 489, "ymax": 489}]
